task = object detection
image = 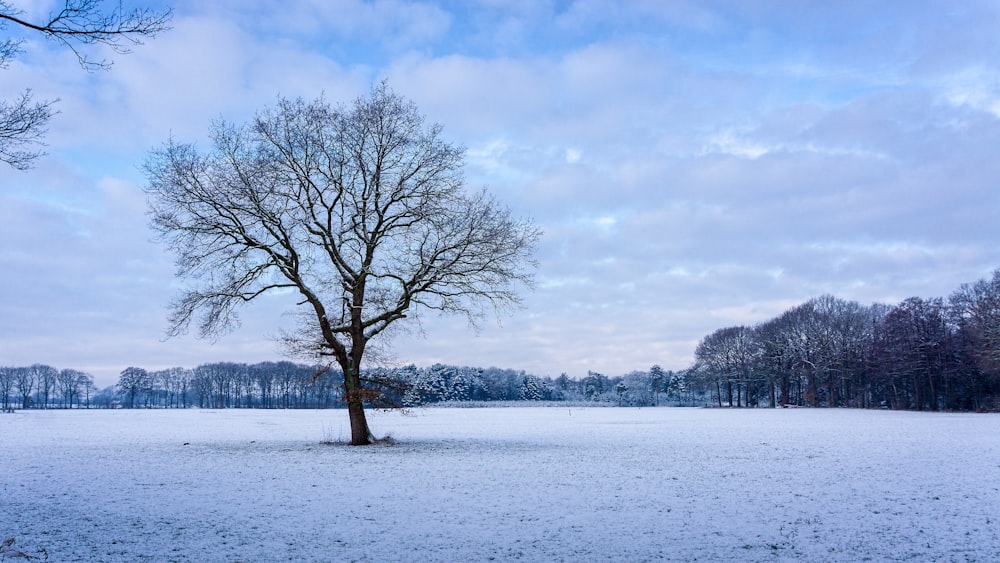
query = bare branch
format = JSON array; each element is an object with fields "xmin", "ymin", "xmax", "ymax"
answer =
[
  {"xmin": 0, "ymin": 0, "xmax": 172, "ymax": 71},
  {"xmin": 0, "ymin": 90, "xmax": 55, "ymax": 170},
  {"xmin": 0, "ymin": 1, "xmax": 171, "ymax": 169}
]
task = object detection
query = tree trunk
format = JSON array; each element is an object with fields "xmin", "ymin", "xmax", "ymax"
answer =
[
  {"xmin": 928, "ymin": 373, "xmax": 938, "ymax": 411},
  {"xmin": 341, "ymin": 359, "xmax": 373, "ymax": 446},
  {"xmin": 806, "ymin": 372, "xmax": 818, "ymax": 407},
  {"xmin": 347, "ymin": 395, "xmax": 372, "ymax": 445}
]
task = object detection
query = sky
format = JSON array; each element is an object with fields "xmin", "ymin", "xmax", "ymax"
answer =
[{"xmin": 4, "ymin": 0, "xmax": 1000, "ymax": 388}]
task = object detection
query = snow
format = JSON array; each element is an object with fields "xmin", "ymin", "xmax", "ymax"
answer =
[{"xmin": 2, "ymin": 407, "xmax": 999, "ymax": 561}]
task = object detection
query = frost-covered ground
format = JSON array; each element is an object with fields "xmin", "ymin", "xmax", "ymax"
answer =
[{"xmin": 3, "ymin": 407, "xmax": 999, "ymax": 562}]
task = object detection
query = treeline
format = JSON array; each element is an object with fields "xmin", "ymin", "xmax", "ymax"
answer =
[
  {"xmin": 392, "ymin": 364, "xmax": 702, "ymax": 406},
  {"xmin": 0, "ymin": 362, "xmax": 344, "ymax": 410},
  {"xmin": 0, "ymin": 365, "xmax": 97, "ymax": 410},
  {"xmin": 692, "ymin": 270, "xmax": 1000, "ymax": 411},
  {"xmin": 113, "ymin": 362, "xmax": 343, "ymax": 409},
  {"xmin": 109, "ymin": 362, "xmax": 707, "ymax": 409},
  {"xmin": 0, "ymin": 361, "xmax": 709, "ymax": 410}
]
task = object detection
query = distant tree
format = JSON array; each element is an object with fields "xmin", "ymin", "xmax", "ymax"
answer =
[
  {"xmin": 519, "ymin": 375, "xmax": 544, "ymax": 401},
  {"xmin": 14, "ymin": 366, "xmax": 33, "ymax": 408},
  {"xmin": 57, "ymin": 368, "xmax": 88, "ymax": 408},
  {"xmin": 666, "ymin": 370, "xmax": 687, "ymax": 403},
  {"xmin": 949, "ymin": 269, "xmax": 1000, "ymax": 409},
  {"xmin": 447, "ymin": 369, "xmax": 472, "ymax": 401},
  {"xmin": 694, "ymin": 326, "xmax": 760, "ymax": 407},
  {"xmin": 501, "ymin": 369, "xmax": 526, "ymax": 400},
  {"xmin": 555, "ymin": 373, "xmax": 571, "ymax": 392},
  {"xmin": 252, "ymin": 363, "xmax": 276, "ymax": 408},
  {"xmin": 582, "ymin": 371, "xmax": 606, "ymax": 401},
  {"xmin": 148, "ymin": 368, "xmax": 169, "ymax": 407},
  {"xmin": 91, "ymin": 385, "xmax": 115, "ymax": 408},
  {"xmin": 403, "ymin": 365, "xmax": 448, "ymax": 405},
  {"xmin": 116, "ymin": 366, "xmax": 149, "ymax": 408},
  {"xmin": 462, "ymin": 367, "xmax": 490, "ymax": 401},
  {"xmin": 194, "ymin": 362, "xmax": 241, "ymax": 408},
  {"xmin": 649, "ymin": 365, "xmax": 665, "ymax": 405},
  {"xmin": 169, "ymin": 367, "xmax": 191, "ymax": 407},
  {"xmin": 191, "ymin": 365, "xmax": 213, "ymax": 407},
  {"xmin": 873, "ymin": 297, "xmax": 952, "ymax": 411},
  {"xmin": 686, "ymin": 286, "xmax": 1000, "ymax": 411},
  {"xmin": 145, "ymin": 84, "xmax": 539, "ymax": 444},
  {"xmin": 400, "ymin": 374, "xmax": 422, "ymax": 406},
  {"xmin": 617, "ymin": 371, "xmax": 648, "ymax": 406},
  {"xmin": 0, "ymin": 366, "xmax": 14, "ymax": 410},
  {"xmin": 29, "ymin": 364, "xmax": 58, "ymax": 408},
  {"xmin": 801, "ymin": 295, "xmax": 874, "ymax": 408},
  {"xmin": 615, "ymin": 380, "xmax": 628, "ymax": 406},
  {"xmin": 0, "ymin": 0, "xmax": 171, "ymax": 169},
  {"xmin": 755, "ymin": 312, "xmax": 802, "ymax": 407},
  {"xmin": 78, "ymin": 372, "xmax": 97, "ymax": 408},
  {"xmin": 429, "ymin": 364, "xmax": 456, "ymax": 402}
]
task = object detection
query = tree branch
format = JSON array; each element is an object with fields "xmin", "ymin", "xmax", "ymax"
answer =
[{"xmin": 0, "ymin": 0, "xmax": 172, "ymax": 71}]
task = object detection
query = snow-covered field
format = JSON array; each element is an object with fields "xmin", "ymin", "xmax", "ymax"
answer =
[{"xmin": 3, "ymin": 407, "xmax": 999, "ymax": 562}]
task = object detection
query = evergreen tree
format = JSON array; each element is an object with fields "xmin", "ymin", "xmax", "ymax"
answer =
[
  {"xmin": 615, "ymin": 381, "xmax": 628, "ymax": 406},
  {"xmin": 519, "ymin": 376, "xmax": 544, "ymax": 401},
  {"xmin": 649, "ymin": 365, "xmax": 665, "ymax": 405}
]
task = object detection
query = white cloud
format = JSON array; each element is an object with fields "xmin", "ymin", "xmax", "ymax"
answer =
[
  {"xmin": 590, "ymin": 215, "xmax": 617, "ymax": 230},
  {"xmin": 466, "ymin": 139, "xmax": 512, "ymax": 172},
  {"xmin": 940, "ymin": 65, "xmax": 1000, "ymax": 117},
  {"xmin": 703, "ymin": 129, "xmax": 771, "ymax": 159}
]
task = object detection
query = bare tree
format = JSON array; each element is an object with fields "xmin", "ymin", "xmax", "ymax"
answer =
[
  {"xmin": 694, "ymin": 325, "xmax": 760, "ymax": 407},
  {"xmin": 58, "ymin": 368, "xmax": 87, "ymax": 408},
  {"xmin": 29, "ymin": 363, "xmax": 58, "ymax": 408},
  {"xmin": 0, "ymin": 366, "xmax": 14, "ymax": 411},
  {"xmin": 0, "ymin": 0, "xmax": 171, "ymax": 169},
  {"xmin": 116, "ymin": 366, "xmax": 149, "ymax": 408},
  {"xmin": 13, "ymin": 366, "xmax": 33, "ymax": 408},
  {"xmin": 145, "ymin": 83, "xmax": 540, "ymax": 445},
  {"xmin": 950, "ymin": 270, "xmax": 1000, "ymax": 378},
  {"xmin": 78, "ymin": 371, "xmax": 97, "ymax": 408}
]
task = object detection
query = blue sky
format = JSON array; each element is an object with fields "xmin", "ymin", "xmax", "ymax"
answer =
[{"xmin": 4, "ymin": 0, "xmax": 1000, "ymax": 387}]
